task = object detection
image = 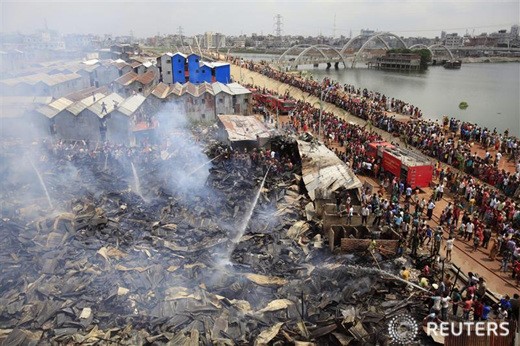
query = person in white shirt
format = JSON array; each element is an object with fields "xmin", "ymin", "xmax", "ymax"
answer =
[
  {"xmin": 445, "ymin": 237, "xmax": 454, "ymax": 262},
  {"xmin": 360, "ymin": 205, "xmax": 370, "ymax": 225},
  {"xmin": 465, "ymin": 222, "xmax": 474, "ymax": 241}
]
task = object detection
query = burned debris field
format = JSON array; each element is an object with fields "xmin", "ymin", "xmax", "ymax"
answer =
[{"xmin": 0, "ymin": 124, "xmax": 429, "ymax": 345}]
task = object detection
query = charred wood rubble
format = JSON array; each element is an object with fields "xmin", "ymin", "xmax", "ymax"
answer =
[{"xmin": 0, "ymin": 127, "xmax": 431, "ymax": 345}]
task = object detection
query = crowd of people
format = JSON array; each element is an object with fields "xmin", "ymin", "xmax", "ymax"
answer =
[
  {"xmin": 235, "ymin": 58, "xmax": 520, "ymax": 198},
  {"xmin": 238, "ymin": 59, "xmax": 520, "ymax": 301}
]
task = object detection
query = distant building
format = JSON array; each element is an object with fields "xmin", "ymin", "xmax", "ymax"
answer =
[
  {"xmin": 444, "ymin": 33, "xmax": 464, "ymax": 47},
  {"xmin": 360, "ymin": 29, "xmax": 376, "ymax": 37},
  {"xmin": 203, "ymin": 32, "xmax": 226, "ymax": 48}
]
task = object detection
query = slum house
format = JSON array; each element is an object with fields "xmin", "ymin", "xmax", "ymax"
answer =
[
  {"xmin": 183, "ymin": 82, "xmax": 217, "ymax": 122},
  {"xmin": 112, "ymin": 60, "xmax": 133, "ymax": 77},
  {"xmin": 0, "ymin": 72, "xmax": 90, "ymax": 98},
  {"xmin": 296, "ymin": 139, "xmax": 363, "ymax": 246},
  {"xmin": 0, "ymin": 96, "xmax": 53, "ymax": 139},
  {"xmin": 171, "ymin": 52, "xmax": 188, "ymax": 84},
  {"xmin": 105, "ymin": 94, "xmax": 147, "ymax": 144},
  {"xmin": 51, "ymin": 93, "xmax": 124, "ymax": 142},
  {"xmin": 35, "ymin": 86, "xmax": 111, "ymax": 138},
  {"xmin": 213, "ymin": 82, "xmax": 251, "ymax": 115},
  {"xmin": 149, "ymin": 81, "xmax": 252, "ymax": 122},
  {"xmin": 93, "ymin": 62, "xmax": 122, "ymax": 87},
  {"xmin": 45, "ymin": 60, "xmax": 101, "ymax": 88},
  {"xmin": 156, "ymin": 53, "xmax": 174, "ymax": 84},
  {"xmin": 114, "ymin": 70, "xmax": 158, "ymax": 97},
  {"xmin": 217, "ymin": 114, "xmax": 272, "ymax": 150}
]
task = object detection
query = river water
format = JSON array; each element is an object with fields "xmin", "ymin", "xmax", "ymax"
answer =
[{"xmin": 234, "ymin": 53, "xmax": 520, "ymax": 136}]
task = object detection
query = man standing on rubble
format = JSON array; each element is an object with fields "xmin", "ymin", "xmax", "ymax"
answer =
[{"xmin": 360, "ymin": 204, "xmax": 370, "ymax": 225}]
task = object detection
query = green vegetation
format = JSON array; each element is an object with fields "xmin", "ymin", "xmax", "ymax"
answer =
[{"xmin": 387, "ymin": 48, "xmax": 432, "ymax": 70}]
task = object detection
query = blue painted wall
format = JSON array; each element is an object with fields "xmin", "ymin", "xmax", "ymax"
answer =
[
  {"xmin": 198, "ymin": 65, "xmax": 212, "ymax": 83},
  {"xmin": 187, "ymin": 54, "xmax": 200, "ymax": 83},
  {"xmin": 172, "ymin": 53, "xmax": 186, "ymax": 83},
  {"xmin": 214, "ymin": 64, "xmax": 231, "ymax": 84}
]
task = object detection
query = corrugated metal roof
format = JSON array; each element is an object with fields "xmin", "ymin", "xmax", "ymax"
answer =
[
  {"xmin": 170, "ymin": 83, "xmax": 186, "ymax": 96},
  {"xmin": 198, "ymin": 82, "xmax": 215, "ymax": 95},
  {"xmin": 136, "ymin": 70, "xmax": 156, "ymax": 85},
  {"xmin": 297, "ymin": 140, "xmax": 362, "ymax": 200},
  {"xmin": 115, "ymin": 72, "xmax": 138, "ymax": 86},
  {"xmin": 150, "ymin": 82, "xmax": 171, "ymax": 99},
  {"xmin": 37, "ymin": 97, "xmax": 75, "ymax": 118},
  {"xmin": 185, "ymin": 82, "xmax": 200, "ymax": 97},
  {"xmin": 211, "ymin": 82, "xmax": 228, "ymax": 95},
  {"xmin": 66, "ymin": 94, "xmax": 103, "ymax": 116},
  {"xmin": 217, "ymin": 114, "xmax": 271, "ymax": 142},
  {"xmin": 0, "ymin": 72, "xmax": 82, "ymax": 87},
  {"xmin": 87, "ymin": 93, "xmax": 125, "ymax": 118},
  {"xmin": 226, "ymin": 82, "xmax": 252, "ymax": 95},
  {"xmin": 116, "ymin": 94, "xmax": 146, "ymax": 116}
]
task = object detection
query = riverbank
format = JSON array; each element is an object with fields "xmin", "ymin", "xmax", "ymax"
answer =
[
  {"xmin": 461, "ymin": 56, "xmax": 520, "ymax": 63},
  {"xmin": 229, "ymin": 62, "xmax": 520, "ymax": 299}
]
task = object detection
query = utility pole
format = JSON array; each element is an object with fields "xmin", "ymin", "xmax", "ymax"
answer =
[
  {"xmin": 177, "ymin": 26, "xmax": 184, "ymax": 47},
  {"xmin": 274, "ymin": 14, "xmax": 283, "ymax": 38}
]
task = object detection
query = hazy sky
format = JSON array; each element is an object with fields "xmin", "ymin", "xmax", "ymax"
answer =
[{"xmin": 1, "ymin": 0, "xmax": 519, "ymax": 38}]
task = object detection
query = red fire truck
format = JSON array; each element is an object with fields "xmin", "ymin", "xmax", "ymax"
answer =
[
  {"xmin": 265, "ymin": 95, "xmax": 296, "ymax": 115},
  {"xmin": 381, "ymin": 147, "xmax": 433, "ymax": 188},
  {"xmin": 367, "ymin": 142, "xmax": 395, "ymax": 159}
]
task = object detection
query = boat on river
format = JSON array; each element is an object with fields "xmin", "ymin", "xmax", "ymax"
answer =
[{"xmin": 444, "ymin": 60, "xmax": 462, "ymax": 69}]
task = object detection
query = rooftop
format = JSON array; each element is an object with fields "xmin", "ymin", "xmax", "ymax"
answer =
[
  {"xmin": 217, "ymin": 114, "xmax": 271, "ymax": 142},
  {"xmin": 298, "ymin": 139, "xmax": 363, "ymax": 200}
]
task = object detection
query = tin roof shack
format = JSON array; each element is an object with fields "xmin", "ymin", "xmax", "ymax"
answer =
[
  {"xmin": 184, "ymin": 83, "xmax": 217, "ymax": 122},
  {"xmin": 297, "ymin": 139, "xmax": 362, "ymax": 203},
  {"xmin": 106, "ymin": 94, "xmax": 146, "ymax": 144},
  {"xmin": 94, "ymin": 62, "xmax": 124, "ymax": 87},
  {"xmin": 0, "ymin": 96, "xmax": 53, "ymax": 139},
  {"xmin": 382, "ymin": 146, "xmax": 433, "ymax": 189},
  {"xmin": 217, "ymin": 114, "xmax": 272, "ymax": 150},
  {"xmin": 0, "ymin": 72, "xmax": 90, "ymax": 98},
  {"xmin": 52, "ymin": 93, "xmax": 124, "ymax": 142},
  {"xmin": 114, "ymin": 70, "xmax": 158, "ymax": 96},
  {"xmin": 214, "ymin": 82, "xmax": 252, "ymax": 115},
  {"xmin": 296, "ymin": 139, "xmax": 363, "ymax": 241}
]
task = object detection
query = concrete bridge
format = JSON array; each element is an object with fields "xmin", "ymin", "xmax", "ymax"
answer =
[{"xmin": 275, "ymin": 32, "xmax": 457, "ymax": 70}]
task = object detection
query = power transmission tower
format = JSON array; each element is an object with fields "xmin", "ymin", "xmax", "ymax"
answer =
[
  {"xmin": 177, "ymin": 26, "xmax": 184, "ymax": 46},
  {"xmin": 274, "ymin": 14, "xmax": 283, "ymax": 38}
]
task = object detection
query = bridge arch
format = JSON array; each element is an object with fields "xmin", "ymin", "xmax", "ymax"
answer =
[
  {"xmin": 290, "ymin": 44, "xmax": 348, "ymax": 69},
  {"xmin": 428, "ymin": 44, "xmax": 454, "ymax": 60},
  {"xmin": 278, "ymin": 44, "xmax": 314, "ymax": 63},
  {"xmin": 351, "ymin": 32, "xmax": 408, "ymax": 68},
  {"xmin": 340, "ymin": 35, "xmax": 365, "ymax": 55},
  {"xmin": 408, "ymin": 44, "xmax": 433, "ymax": 56}
]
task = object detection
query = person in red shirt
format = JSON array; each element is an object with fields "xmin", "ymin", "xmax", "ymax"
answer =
[
  {"xmin": 473, "ymin": 299, "xmax": 484, "ymax": 321},
  {"xmin": 466, "ymin": 284, "xmax": 477, "ymax": 300},
  {"xmin": 463, "ymin": 297, "xmax": 474, "ymax": 320}
]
